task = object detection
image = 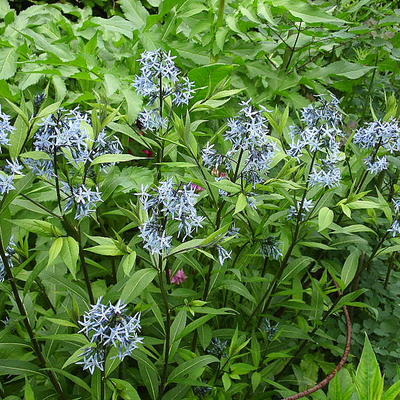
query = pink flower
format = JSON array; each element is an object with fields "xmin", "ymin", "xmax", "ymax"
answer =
[
  {"xmin": 142, "ymin": 149, "xmax": 154, "ymax": 157},
  {"xmin": 169, "ymin": 269, "xmax": 188, "ymax": 285},
  {"xmin": 190, "ymin": 183, "xmax": 205, "ymax": 192}
]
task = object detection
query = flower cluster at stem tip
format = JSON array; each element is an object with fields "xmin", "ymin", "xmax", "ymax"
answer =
[
  {"xmin": 0, "ymin": 107, "xmax": 22, "ymax": 195},
  {"xmin": 388, "ymin": 197, "xmax": 400, "ymax": 237},
  {"xmin": 354, "ymin": 119, "xmax": 400, "ymax": 174},
  {"xmin": 77, "ymin": 298, "xmax": 143, "ymax": 374},
  {"xmin": 202, "ymin": 99, "xmax": 277, "ymax": 187},
  {"xmin": 133, "ymin": 49, "xmax": 196, "ymax": 131},
  {"xmin": 138, "ymin": 179, "xmax": 205, "ymax": 255},
  {"xmin": 0, "ymin": 239, "xmax": 16, "ymax": 283},
  {"xmin": 288, "ymin": 94, "xmax": 344, "ymax": 189}
]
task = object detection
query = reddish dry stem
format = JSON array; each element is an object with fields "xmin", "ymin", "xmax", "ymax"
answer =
[{"xmin": 282, "ymin": 304, "xmax": 352, "ymax": 400}]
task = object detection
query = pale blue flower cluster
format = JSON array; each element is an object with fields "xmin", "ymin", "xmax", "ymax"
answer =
[
  {"xmin": 388, "ymin": 197, "xmax": 400, "ymax": 237},
  {"xmin": 138, "ymin": 179, "xmax": 204, "ymax": 254},
  {"xmin": 0, "ymin": 159, "xmax": 24, "ymax": 196},
  {"xmin": 288, "ymin": 199, "xmax": 313, "ymax": 221},
  {"xmin": 261, "ymin": 237, "xmax": 282, "ymax": 260},
  {"xmin": 0, "ymin": 106, "xmax": 15, "ymax": 151},
  {"xmin": 34, "ymin": 109, "xmax": 89, "ymax": 155},
  {"xmin": 0, "ymin": 173, "xmax": 15, "ymax": 195},
  {"xmin": 216, "ymin": 245, "xmax": 232, "ymax": 265},
  {"xmin": 0, "ymin": 239, "xmax": 16, "ymax": 282},
  {"xmin": 24, "ymin": 159, "xmax": 54, "ymax": 179},
  {"xmin": 63, "ymin": 183, "xmax": 102, "ymax": 220},
  {"xmin": 301, "ymin": 94, "xmax": 342, "ymax": 127},
  {"xmin": 77, "ymin": 298, "xmax": 143, "ymax": 374},
  {"xmin": 202, "ymin": 100, "xmax": 277, "ymax": 186},
  {"xmin": 364, "ymin": 155, "xmax": 388, "ymax": 174},
  {"xmin": 28, "ymin": 109, "xmax": 121, "ymax": 174},
  {"xmin": 354, "ymin": 119, "xmax": 400, "ymax": 174},
  {"xmin": 133, "ymin": 49, "xmax": 196, "ymax": 131},
  {"xmin": 288, "ymin": 95, "xmax": 344, "ymax": 188},
  {"xmin": 0, "ymin": 109, "xmax": 20, "ymax": 196}
]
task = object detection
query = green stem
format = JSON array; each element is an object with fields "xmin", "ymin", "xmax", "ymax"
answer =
[
  {"xmin": 384, "ymin": 253, "xmax": 396, "ymax": 289},
  {"xmin": 285, "ymin": 22, "xmax": 302, "ymax": 72},
  {"xmin": 246, "ymin": 150, "xmax": 318, "ymax": 327},
  {"xmin": 19, "ymin": 193, "xmax": 62, "ymax": 220},
  {"xmin": 101, "ymin": 366, "xmax": 106, "ymax": 400},
  {"xmin": 216, "ymin": 0, "xmax": 226, "ymax": 29},
  {"xmin": 0, "ymin": 240, "xmax": 67, "ymax": 399},
  {"xmin": 77, "ymin": 225, "xmax": 95, "ymax": 304},
  {"xmin": 158, "ymin": 258, "xmax": 171, "ymax": 398}
]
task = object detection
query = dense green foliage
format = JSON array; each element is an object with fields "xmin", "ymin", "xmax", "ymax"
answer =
[{"xmin": 0, "ymin": 0, "xmax": 400, "ymax": 399}]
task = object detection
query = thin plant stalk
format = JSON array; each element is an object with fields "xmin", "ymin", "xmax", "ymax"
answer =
[{"xmin": 0, "ymin": 239, "xmax": 67, "ymax": 400}]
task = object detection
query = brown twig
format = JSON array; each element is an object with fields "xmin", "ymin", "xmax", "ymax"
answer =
[{"xmin": 282, "ymin": 288, "xmax": 352, "ymax": 400}]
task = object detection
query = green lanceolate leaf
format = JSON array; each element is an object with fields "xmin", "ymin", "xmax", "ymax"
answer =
[
  {"xmin": 318, "ymin": 206, "xmax": 334, "ymax": 231},
  {"xmin": 341, "ymin": 250, "xmax": 360, "ymax": 289},
  {"xmin": 60, "ymin": 236, "xmax": 79, "ymax": 279},
  {"xmin": 0, "ymin": 360, "xmax": 45, "ymax": 377},
  {"xmin": 120, "ymin": 268, "xmax": 157, "ymax": 303},
  {"xmin": 355, "ymin": 334, "xmax": 384, "ymax": 400},
  {"xmin": 168, "ymin": 355, "xmax": 219, "ymax": 383}
]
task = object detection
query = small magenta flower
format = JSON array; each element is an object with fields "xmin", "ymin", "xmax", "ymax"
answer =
[
  {"xmin": 142, "ymin": 149, "xmax": 154, "ymax": 157},
  {"xmin": 190, "ymin": 183, "xmax": 205, "ymax": 192},
  {"xmin": 169, "ymin": 269, "xmax": 188, "ymax": 285}
]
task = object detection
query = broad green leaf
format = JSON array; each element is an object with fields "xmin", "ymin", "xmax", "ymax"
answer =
[
  {"xmin": 35, "ymin": 101, "xmax": 61, "ymax": 120},
  {"xmin": 9, "ymin": 219, "xmax": 63, "ymax": 237},
  {"xmin": 85, "ymin": 244, "xmax": 125, "ymax": 256},
  {"xmin": 266, "ymin": 0, "xmax": 345, "ymax": 24},
  {"xmin": 0, "ymin": 48, "xmax": 17, "ymax": 79},
  {"xmin": 219, "ymin": 280, "xmax": 256, "ymax": 303},
  {"xmin": 9, "ymin": 115, "xmax": 28, "ymax": 158},
  {"xmin": 168, "ymin": 355, "xmax": 218, "ymax": 383},
  {"xmin": 122, "ymin": 88, "xmax": 142, "ymax": 123},
  {"xmin": 60, "ymin": 237, "xmax": 79, "ymax": 279},
  {"xmin": 175, "ymin": 314, "xmax": 214, "ymax": 341},
  {"xmin": 318, "ymin": 207, "xmax": 333, "ymax": 231},
  {"xmin": 104, "ymin": 74, "xmax": 120, "ymax": 97},
  {"xmin": 170, "ymin": 310, "xmax": 187, "ymax": 345},
  {"xmin": 134, "ymin": 350, "xmax": 160, "ymax": 400},
  {"xmin": 327, "ymin": 368, "xmax": 353, "ymax": 400},
  {"xmin": 19, "ymin": 151, "xmax": 51, "ymax": 160},
  {"xmin": 308, "ymin": 61, "xmax": 373, "ymax": 80},
  {"xmin": 92, "ymin": 16, "xmax": 135, "ymax": 39},
  {"xmin": 43, "ymin": 272, "xmax": 89, "ymax": 304},
  {"xmin": 24, "ymin": 380, "xmax": 35, "ymax": 400},
  {"xmin": 37, "ymin": 334, "xmax": 88, "ymax": 345},
  {"xmin": 341, "ymin": 250, "xmax": 360, "ymax": 289},
  {"xmin": 234, "ymin": 193, "xmax": 247, "ymax": 215},
  {"xmin": 120, "ymin": 268, "xmax": 157, "ymax": 303},
  {"xmin": 47, "ymin": 237, "xmax": 63, "ymax": 267},
  {"xmin": 121, "ymin": 251, "xmax": 137, "ymax": 276},
  {"xmin": 211, "ymin": 180, "xmax": 241, "ymax": 194},
  {"xmin": 310, "ymin": 279, "xmax": 324, "ymax": 321},
  {"xmin": 169, "ymin": 309, "xmax": 187, "ymax": 358},
  {"xmin": 91, "ymin": 153, "xmax": 146, "ymax": 165},
  {"xmin": 0, "ymin": 360, "xmax": 44, "ymax": 377},
  {"xmin": 44, "ymin": 317, "xmax": 78, "ymax": 328},
  {"xmin": 383, "ymin": 380, "xmax": 400, "ymax": 400},
  {"xmin": 355, "ymin": 334, "xmax": 383, "ymax": 400},
  {"xmin": 168, "ymin": 239, "xmax": 204, "ymax": 256},
  {"xmin": 43, "ymin": 367, "xmax": 91, "ymax": 393},
  {"xmin": 119, "ymin": 0, "xmax": 149, "ymax": 29},
  {"xmin": 110, "ymin": 378, "xmax": 141, "ymax": 400}
]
